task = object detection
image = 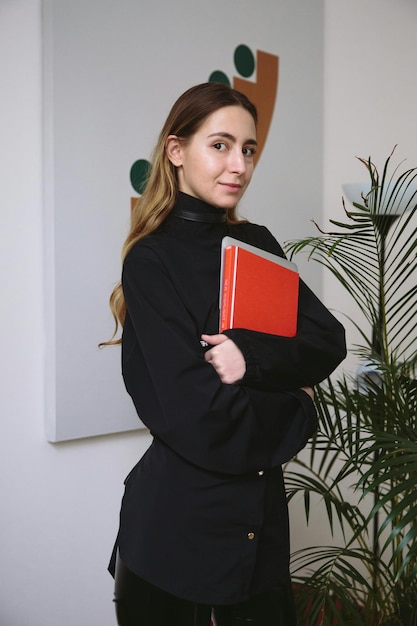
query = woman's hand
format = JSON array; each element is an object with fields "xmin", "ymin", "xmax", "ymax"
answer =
[
  {"xmin": 300, "ymin": 386, "xmax": 314, "ymax": 400},
  {"xmin": 202, "ymin": 333, "xmax": 246, "ymax": 384}
]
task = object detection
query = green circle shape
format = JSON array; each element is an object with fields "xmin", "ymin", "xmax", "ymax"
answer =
[
  {"xmin": 130, "ymin": 159, "xmax": 151, "ymax": 195},
  {"xmin": 234, "ymin": 45, "xmax": 255, "ymax": 78},
  {"xmin": 208, "ymin": 71, "xmax": 231, "ymax": 86}
]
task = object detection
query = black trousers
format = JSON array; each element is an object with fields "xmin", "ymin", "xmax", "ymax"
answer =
[{"xmin": 113, "ymin": 553, "xmax": 297, "ymax": 626}]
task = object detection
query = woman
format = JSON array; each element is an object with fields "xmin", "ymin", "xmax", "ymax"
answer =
[{"xmin": 104, "ymin": 82, "xmax": 346, "ymax": 626}]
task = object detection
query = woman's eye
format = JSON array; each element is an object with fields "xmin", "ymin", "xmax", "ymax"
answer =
[
  {"xmin": 213, "ymin": 142, "xmax": 227, "ymax": 151},
  {"xmin": 243, "ymin": 147, "xmax": 256, "ymax": 157}
]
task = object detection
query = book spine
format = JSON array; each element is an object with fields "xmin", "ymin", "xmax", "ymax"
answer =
[{"xmin": 220, "ymin": 246, "xmax": 236, "ymax": 332}]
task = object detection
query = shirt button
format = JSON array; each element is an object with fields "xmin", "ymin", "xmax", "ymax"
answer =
[
  {"xmin": 247, "ymin": 532, "xmax": 255, "ymax": 540},
  {"xmin": 258, "ymin": 470, "xmax": 264, "ymax": 476}
]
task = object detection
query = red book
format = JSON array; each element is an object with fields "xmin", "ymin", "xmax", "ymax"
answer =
[{"xmin": 219, "ymin": 236, "xmax": 299, "ymax": 336}]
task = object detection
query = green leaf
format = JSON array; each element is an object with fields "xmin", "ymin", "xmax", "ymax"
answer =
[{"xmin": 286, "ymin": 147, "xmax": 417, "ymax": 624}]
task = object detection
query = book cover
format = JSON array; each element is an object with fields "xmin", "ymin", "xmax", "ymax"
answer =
[{"xmin": 219, "ymin": 236, "xmax": 299, "ymax": 336}]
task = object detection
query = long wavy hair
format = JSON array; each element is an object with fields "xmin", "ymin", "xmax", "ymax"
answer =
[{"xmin": 102, "ymin": 82, "xmax": 258, "ymax": 345}]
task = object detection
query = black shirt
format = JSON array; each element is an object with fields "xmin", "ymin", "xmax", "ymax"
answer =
[{"xmin": 110, "ymin": 192, "xmax": 346, "ymax": 604}]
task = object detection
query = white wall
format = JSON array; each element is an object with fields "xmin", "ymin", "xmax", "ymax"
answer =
[
  {"xmin": 288, "ymin": 0, "xmax": 417, "ymax": 559},
  {"xmin": 1, "ymin": 1, "xmax": 417, "ymax": 625},
  {"xmin": 322, "ymin": 0, "xmax": 417, "ymax": 372},
  {"xmin": 0, "ymin": 3, "xmax": 149, "ymax": 625},
  {"xmin": 289, "ymin": 0, "xmax": 417, "ymax": 554}
]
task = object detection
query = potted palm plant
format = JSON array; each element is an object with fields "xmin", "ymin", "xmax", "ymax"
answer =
[{"xmin": 284, "ymin": 147, "xmax": 417, "ymax": 625}]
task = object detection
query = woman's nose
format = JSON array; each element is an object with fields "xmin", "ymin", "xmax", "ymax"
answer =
[{"xmin": 228, "ymin": 149, "xmax": 245, "ymax": 174}]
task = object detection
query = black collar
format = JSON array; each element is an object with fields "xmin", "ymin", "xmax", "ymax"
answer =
[{"xmin": 172, "ymin": 192, "xmax": 227, "ymax": 223}]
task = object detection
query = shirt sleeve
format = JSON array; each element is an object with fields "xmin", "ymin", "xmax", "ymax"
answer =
[
  {"xmin": 121, "ymin": 243, "xmax": 318, "ymax": 476},
  {"xmin": 222, "ymin": 226, "xmax": 347, "ymax": 391}
]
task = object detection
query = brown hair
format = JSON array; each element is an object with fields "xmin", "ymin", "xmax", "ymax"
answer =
[{"xmin": 102, "ymin": 82, "xmax": 257, "ymax": 345}]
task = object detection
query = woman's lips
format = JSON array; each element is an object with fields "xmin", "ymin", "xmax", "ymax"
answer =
[{"xmin": 220, "ymin": 182, "xmax": 242, "ymax": 191}]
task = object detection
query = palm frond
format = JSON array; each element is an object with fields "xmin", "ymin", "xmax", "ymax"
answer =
[
  {"xmin": 286, "ymin": 147, "xmax": 417, "ymax": 362},
  {"xmin": 286, "ymin": 148, "xmax": 417, "ymax": 625}
]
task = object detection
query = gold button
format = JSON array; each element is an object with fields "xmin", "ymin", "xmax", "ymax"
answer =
[
  {"xmin": 258, "ymin": 470, "xmax": 264, "ymax": 476},
  {"xmin": 247, "ymin": 532, "xmax": 255, "ymax": 540}
]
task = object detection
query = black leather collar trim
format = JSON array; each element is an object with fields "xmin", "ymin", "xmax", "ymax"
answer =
[
  {"xmin": 172, "ymin": 193, "xmax": 227, "ymax": 223},
  {"xmin": 172, "ymin": 207, "xmax": 227, "ymax": 223}
]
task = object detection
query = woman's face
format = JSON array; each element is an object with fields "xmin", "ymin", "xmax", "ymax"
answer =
[{"xmin": 166, "ymin": 105, "xmax": 257, "ymax": 210}]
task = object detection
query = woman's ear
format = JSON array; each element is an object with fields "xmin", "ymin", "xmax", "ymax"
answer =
[{"xmin": 165, "ymin": 135, "xmax": 183, "ymax": 167}]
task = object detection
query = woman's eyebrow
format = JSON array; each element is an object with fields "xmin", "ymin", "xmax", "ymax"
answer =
[{"xmin": 207, "ymin": 132, "xmax": 258, "ymax": 146}]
